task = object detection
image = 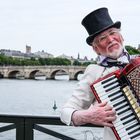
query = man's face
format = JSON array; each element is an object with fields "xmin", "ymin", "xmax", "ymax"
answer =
[{"xmin": 91, "ymin": 27, "xmax": 124, "ymax": 59}]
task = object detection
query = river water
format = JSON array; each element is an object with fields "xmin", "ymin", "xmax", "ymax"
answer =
[{"xmin": 0, "ymin": 75, "xmax": 103, "ymax": 140}]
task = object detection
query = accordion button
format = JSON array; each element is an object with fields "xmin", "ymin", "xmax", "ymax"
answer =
[
  {"xmin": 122, "ymin": 86, "xmax": 130, "ymax": 92},
  {"xmin": 135, "ymin": 108, "xmax": 140, "ymax": 113},
  {"xmin": 132, "ymin": 104, "xmax": 139, "ymax": 110},
  {"xmin": 128, "ymin": 96, "xmax": 133, "ymax": 101},
  {"xmin": 130, "ymin": 100, "xmax": 137, "ymax": 105},
  {"xmin": 137, "ymin": 113, "xmax": 140, "ymax": 118}
]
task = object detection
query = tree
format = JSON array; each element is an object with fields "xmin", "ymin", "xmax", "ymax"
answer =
[
  {"xmin": 125, "ymin": 45, "xmax": 140, "ymax": 55},
  {"xmin": 73, "ymin": 60, "xmax": 81, "ymax": 66}
]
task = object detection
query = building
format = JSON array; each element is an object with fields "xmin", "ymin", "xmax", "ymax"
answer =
[
  {"xmin": 34, "ymin": 50, "xmax": 54, "ymax": 58},
  {"xmin": 26, "ymin": 45, "xmax": 31, "ymax": 54},
  {"xmin": 0, "ymin": 49, "xmax": 25, "ymax": 59},
  {"xmin": 76, "ymin": 53, "xmax": 95, "ymax": 64},
  {"xmin": 56, "ymin": 54, "xmax": 72, "ymax": 59},
  {"xmin": 56, "ymin": 54, "xmax": 75, "ymax": 65},
  {"xmin": 138, "ymin": 44, "xmax": 140, "ymax": 51},
  {"xmin": 0, "ymin": 49, "xmax": 38, "ymax": 59}
]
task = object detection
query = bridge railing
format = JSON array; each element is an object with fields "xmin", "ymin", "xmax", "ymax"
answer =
[{"xmin": 0, "ymin": 114, "xmax": 103, "ymax": 140}]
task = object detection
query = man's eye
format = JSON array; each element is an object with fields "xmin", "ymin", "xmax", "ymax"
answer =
[
  {"xmin": 110, "ymin": 31, "xmax": 117, "ymax": 35},
  {"xmin": 99, "ymin": 36, "xmax": 106, "ymax": 41}
]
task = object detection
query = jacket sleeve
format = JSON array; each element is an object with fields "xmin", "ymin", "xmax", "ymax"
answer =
[{"xmin": 60, "ymin": 64, "xmax": 105, "ymax": 125}]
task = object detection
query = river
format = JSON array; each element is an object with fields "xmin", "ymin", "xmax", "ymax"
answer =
[{"xmin": 0, "ymin": 75, "xmax": 103, "ymax": 140}]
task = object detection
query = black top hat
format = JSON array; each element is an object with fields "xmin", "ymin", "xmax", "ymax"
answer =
[{"xmin": 81, "ymin": 7, "xmax": 121, "ymax": 46}]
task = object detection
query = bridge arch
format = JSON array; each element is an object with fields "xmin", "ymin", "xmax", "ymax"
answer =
[
  {"xmin": 28, "ymin": 70, "xmax": 46, "ymax": 79},
  {"xmin": 8, "ymin": 70, "xmax": 23, "ymax": 78},
  {"xmin": 0, "ymin": 72, "xmax": 3, "ymax": 78},
  {"xmin": 73, "ymin": 70, "xmax": 84, "ymax": 80},
  {"xmin": 49, "ymin": 69, "xmax": 69, "ymax": 80}
]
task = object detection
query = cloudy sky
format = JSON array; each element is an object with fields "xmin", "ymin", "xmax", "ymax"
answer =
[{"xmin": 0, "ymin": 0, "xmax": 140, "ymax": 59}]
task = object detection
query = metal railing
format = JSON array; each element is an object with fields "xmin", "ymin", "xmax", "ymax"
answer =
[{"xmin": 0, "ymin": 114, "xmax": 102, "ymax": 140}]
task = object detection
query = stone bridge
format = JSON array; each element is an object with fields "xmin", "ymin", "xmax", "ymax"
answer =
[{"xmin": 0, "ymin": 65, "xmax": 86, "ymax": 80}]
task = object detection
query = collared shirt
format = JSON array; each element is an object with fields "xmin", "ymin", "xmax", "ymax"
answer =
[{"xmin": 97, "ymin": 49, "xmax": 131, "ymax": 68}]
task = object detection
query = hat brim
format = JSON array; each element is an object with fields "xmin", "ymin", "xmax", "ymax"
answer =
[{"xmin": 86, "ymin": 21, "xmax": 121, "ymax": 46}]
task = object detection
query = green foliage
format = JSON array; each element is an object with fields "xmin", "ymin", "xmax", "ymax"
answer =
[
  {"xmin": 125, "ymin": 45, "xmax": 140, "ymax": 55},
  {"xmin": 73, "ymin": 60, "xmax": 81, "ymax": 66},
  {"xmin": 82, "ymin": 61, "xmax": 96, "ymax": 66},
  {"xmin": 38, "ymin": 58, "xmax": 71, "ymax": 65},
  {"xmin": 0, "ymin": 54, "xmax": 97, "ymax": 66},
  {"xmin": 0, "ymin": 54, "xmax": 71, "ymax": 66},
  {"xmin": 73, "ymin": 60, "xmax": 96, "ymax": 66}
]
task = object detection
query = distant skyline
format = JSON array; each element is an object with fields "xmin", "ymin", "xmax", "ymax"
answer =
[
  {"xmin": 0, "ymin": 47, "xmax": 89, "ymax": 60},
  {"xmin": 0, "ymin": 0, "xmax": 140, "ymax": 59}
]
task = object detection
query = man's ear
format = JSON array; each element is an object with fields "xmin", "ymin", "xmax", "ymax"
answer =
[
  {"xmin": 92, "ymin": 45, "xmax": 100, "ymax": 55},
  {"xmin": 120, "ymin": 34, "xmax": 124, "ymax": 43}
]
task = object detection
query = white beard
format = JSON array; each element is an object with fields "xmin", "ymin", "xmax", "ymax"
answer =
[
  {"xmin": 105, "ymin": 41, "xmax": 124, "ymax": 59},
  {"xmin": 107, "ymin": 46, "xmax": 123, "ymax": 59}
]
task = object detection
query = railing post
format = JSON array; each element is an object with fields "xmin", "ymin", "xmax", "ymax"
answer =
[
  {"xmin": 24, "ymin": 118, "xmax": 33, "ymax": 140},
  {"xmin": 16, "ymin": 120, "xmax": 25, "ymax": 140}
]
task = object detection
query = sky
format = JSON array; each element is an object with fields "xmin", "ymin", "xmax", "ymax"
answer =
[{"xmin": 0, "ymin": 0, "xmax": 140, "ymax": 60}]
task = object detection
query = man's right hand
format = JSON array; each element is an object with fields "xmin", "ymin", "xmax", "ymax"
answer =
[{"xmin": 72, "ymin": 101, "xmax": 116, "ymax": 127}]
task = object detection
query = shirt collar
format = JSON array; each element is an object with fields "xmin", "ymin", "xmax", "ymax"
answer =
[{"xmin": 97, "ymin": 49, "xmax": 130, "ymax": 67}]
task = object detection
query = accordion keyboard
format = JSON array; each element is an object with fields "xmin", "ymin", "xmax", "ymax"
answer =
[{"xmin": 94, "ymin": 75, "xmax": 140, "ymax": 140}]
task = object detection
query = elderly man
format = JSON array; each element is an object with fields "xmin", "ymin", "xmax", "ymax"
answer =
[{"xmin": 60, "ymin": 7, "xmax": 130, "ymax": 140}]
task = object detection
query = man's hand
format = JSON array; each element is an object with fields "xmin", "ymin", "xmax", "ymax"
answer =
[
  {"xmin": 86, "ymin": 101, "xmax": 116, "ymax": 127},
  {"xmin": 72, "ymin": 101, "xmax": 116, "ymax": 127}
]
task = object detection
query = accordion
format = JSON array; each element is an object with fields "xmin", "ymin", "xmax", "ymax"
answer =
[{"xmin": 90, "ymin": 57, "xmax": 140, "ymax": 140}]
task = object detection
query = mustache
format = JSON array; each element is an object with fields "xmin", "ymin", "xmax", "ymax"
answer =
[{"xmin": 107, "ymin": 41, "xmax": 120, "ymax": 48}]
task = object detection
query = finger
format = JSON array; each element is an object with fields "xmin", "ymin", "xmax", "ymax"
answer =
[
  {"xmin": 106, "ymin": 110, "xmax": 116, "ymax": 116},
  {"xmin": 105, "ymin": 116, "xmax": 117, "ymax": 122},
  {"xmin": 104, "ymin": 105, "xmax": 113, "ymax": 111},
  {"xmin": 103, "ymin": 122, "xmax": 114, "ymax": 127},
  {"xmin": 99, "ymin": 101, "xmax": 107, "ymax": 107}
]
